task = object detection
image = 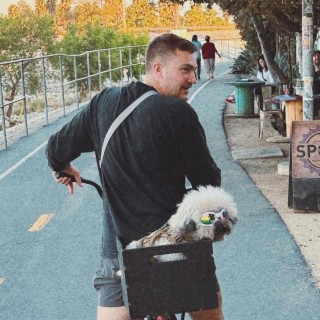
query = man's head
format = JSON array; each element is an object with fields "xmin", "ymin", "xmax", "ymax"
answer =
[
  {"xmin": 205, "ymin": 35, "xmax": 210, "ymax": 42},
  {"xmin": 313, "ymin": 50, "xmax": 320, "ymax": 71},
  {"xmin": 145, "ymin": 33, "xmax": 197, "ymax": 101}
]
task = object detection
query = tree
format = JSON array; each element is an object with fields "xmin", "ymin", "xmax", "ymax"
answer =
[
  {"xmin": 158, "ymin": 0, "xmax": 181, "ymax": 29},
  {"xmin": 0, "ymin": 14, "xmax": 56, "ymax": 120},
  {"xmin": 54, "ymin": 0, "xmax": 74, "ymax": 36},
  {"xmin": 35, "ymin": 0, "xmax": 48, "ymax": 16},
  {"xmin": 101, "ymin": 0, "xmax": 125, "ymax": 29},
  {"xmin": 57, "ymin": 23, "xmax": 148, "ymax": 93},
  {"xmin": 8, "ymin": 0, "xmax": 33, "ymax": 17},
  {"xmin": 213, "ymin": 0, "xmax": 320, "ymax": 81},
  {"xmin": 46, "ymin": 0, "xmax": 56, "ymax": 15},
  {"xmin": 167, "ymin": 0, "xmax": 319, "ymax": 81},
  {"xmin": 74, "ymin": 0, "xmax": 101, "ymax": 26},
  {"xmin": 183, "ymin": 4, "xmax": 227, "ymax": 27},
  {"xmin": 126, "ymin": 0, "xmax": 158, "ymax": 29}
]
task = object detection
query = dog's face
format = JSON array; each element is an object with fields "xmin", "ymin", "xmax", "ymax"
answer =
[
  {"xmin": 198, "ymin": 208, "xmax": 237, "ymax": 241},
  {"xmin": 169, "ymin": 186, "xmax": 238, "ymax": 242}
]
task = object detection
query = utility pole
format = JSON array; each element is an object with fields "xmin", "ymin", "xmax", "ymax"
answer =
[{"xmin": 301, "ymin": 0, "xmax": 314, "ymax": 120}]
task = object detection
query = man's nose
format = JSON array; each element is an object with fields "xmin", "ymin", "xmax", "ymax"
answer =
[{"xmin": 190, "ymin": 71, "xmax": 197, "ymax": 84}]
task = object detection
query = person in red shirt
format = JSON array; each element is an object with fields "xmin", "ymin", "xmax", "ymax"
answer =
[{"xmin": 202, "ymin": 35, "xmax": 221, "ymax": 80}]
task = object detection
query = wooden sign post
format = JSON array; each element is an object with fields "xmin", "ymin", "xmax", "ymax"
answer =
[{"xmin": 289, "ymin": 120, "xmax": 320, "ymax": 212}]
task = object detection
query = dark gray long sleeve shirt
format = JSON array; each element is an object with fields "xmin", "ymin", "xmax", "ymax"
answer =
[{"xmin": 46, "ymin": 81, "xmax": 221, "ymax": 258}]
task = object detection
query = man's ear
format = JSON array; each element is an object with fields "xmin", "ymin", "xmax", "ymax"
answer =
[{"xmin": 153, "ymin": 62, "xmax": 162, "ymax": 74}]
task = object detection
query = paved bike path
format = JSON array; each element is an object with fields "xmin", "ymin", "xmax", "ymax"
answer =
[{"xmin": 1, "ymin": 62, "xmax": 320, "ymax": 319}]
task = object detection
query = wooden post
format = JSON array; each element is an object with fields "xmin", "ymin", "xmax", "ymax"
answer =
[{"xmin": 285, "ymin": 99, "xmax": 303, "ymax": 137}]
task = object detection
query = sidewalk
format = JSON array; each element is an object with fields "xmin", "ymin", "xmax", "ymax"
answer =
[{"xmin": 189, "ymin": 63, "xmax": 320, "ymax": 319}]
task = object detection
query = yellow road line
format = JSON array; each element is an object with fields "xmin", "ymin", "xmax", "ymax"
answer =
[
  {"xmin": 0, "ymin": 277, "xmax": 5, "ymax": 285},
  {"xmin": 28, "ymin": 214, "xmax": 54, "ymax": 232}
]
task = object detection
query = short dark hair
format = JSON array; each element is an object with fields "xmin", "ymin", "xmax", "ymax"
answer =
[
  {"xmin": 205, "ymin": 35, "xmax": 210, "ymax": 42},
  {"xmin": 146, "ymin": 33, "xmax": 197, "ymax": 71},
  {"xmin": 313, "ymin": 50, "xmax": 320, "ymax": 56}
]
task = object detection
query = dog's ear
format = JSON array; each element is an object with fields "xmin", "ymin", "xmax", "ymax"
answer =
[
  {"xmin": 172, "ymin": 219, "xmax": 197, "ymax": 234},
  {"xmin": 184, "ymin": 220, "xmax": 197, "ymax": 232}
]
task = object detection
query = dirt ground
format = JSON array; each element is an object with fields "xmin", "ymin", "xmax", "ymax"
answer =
[
  {"xmin": 224, "ymin": 102, "xmax": 290, "ymax": 212},
  {"xmin": 223, "ymin": 101, "xmax": 320, "ymax": 289}
]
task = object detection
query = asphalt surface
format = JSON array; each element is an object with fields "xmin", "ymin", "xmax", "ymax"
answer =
[{"xmin": 1, "ymin": 61, "xmax": 320, "ymax": 320}]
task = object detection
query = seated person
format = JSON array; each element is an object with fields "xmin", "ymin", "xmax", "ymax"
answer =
[
  {"xmin": 255, "ymin": 55, "xmax": 279, "ymax": 109},
  {"xmin": 257, "ymin": 55, "xmax": 277, "ymax": 85},
  {"xmin": 255, "ymin": 55, "xmax": 285, "ymax": 135}
]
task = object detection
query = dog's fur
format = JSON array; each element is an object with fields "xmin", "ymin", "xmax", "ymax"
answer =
[{"xmin": 126, "ymin": 186, "xmax": 238, "ymax": 253}]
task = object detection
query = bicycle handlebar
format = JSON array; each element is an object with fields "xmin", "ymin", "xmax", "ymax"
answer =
[{"xmin": 56, "ymin": 172, "xmax": 103, "ymax": 198}]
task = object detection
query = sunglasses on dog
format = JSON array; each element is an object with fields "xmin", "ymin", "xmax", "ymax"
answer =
[{"xmin": 200, "ymin": 209, "xmax": 230, "ymax": 225}]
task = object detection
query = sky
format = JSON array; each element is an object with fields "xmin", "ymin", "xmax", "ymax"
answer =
[{"xmin": 0, "ymin": 0, "xmax": 35, "ymax": 14}]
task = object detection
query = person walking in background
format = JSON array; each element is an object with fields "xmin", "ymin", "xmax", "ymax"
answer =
[
  {"xmin": 202, "ymin": 35, "xmax": 221, "ymax": 80},
  {"xmin": 46, "ymin": 33, "xmax": 223, "ymax": 320},
  {"xmin": 256, "ymin": 55, "xmax": 277, "ymax": 85},
  {"xmin": 192, "ymin": 34, "xmax": 202, "ymax": 80}
]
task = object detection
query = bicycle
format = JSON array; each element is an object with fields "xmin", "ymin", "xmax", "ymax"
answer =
[{"xmin": 57, "ymin": 172, "xmax": 219, "ymax": 320}]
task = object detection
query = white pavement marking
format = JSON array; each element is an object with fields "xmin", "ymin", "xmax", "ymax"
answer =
[
  {"xmin": 188, "ymin": 69, "xmax": 230, "ymax": 104},
  {"xmin": 0, "ymin": 140, "xmax": 48, "ymax": 181}
]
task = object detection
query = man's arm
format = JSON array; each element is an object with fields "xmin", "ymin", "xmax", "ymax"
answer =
[
  {"xmin": 214, "ymin": 44, "xmax": 221, "ymax": 58},
  {"xmin": 46, "ymin": 103, "xmax": 95, "ymax": 194}
]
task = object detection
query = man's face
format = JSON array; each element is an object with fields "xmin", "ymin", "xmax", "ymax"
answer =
[
  {"xmin": 156, "ymin": 49, "xmax": 197, "ymax": 101},
  {"xmin": 313, "ymin": 53, "xmax": 320, "ymax": 69}
]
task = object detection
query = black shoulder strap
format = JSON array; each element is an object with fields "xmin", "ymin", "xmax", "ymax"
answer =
[{"xmin": 99, "ymin": 90, "xmax": 158, "ymax": 167}]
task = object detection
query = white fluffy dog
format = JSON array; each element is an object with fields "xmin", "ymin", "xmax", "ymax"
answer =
[{"xmin": 126, "ymin": 186, "xmax": 238, "ymax": 253}]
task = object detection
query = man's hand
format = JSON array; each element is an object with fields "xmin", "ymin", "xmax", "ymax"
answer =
[{"xmin": 53, "ymin": 164, "xmax": 82, "ymax": 195}]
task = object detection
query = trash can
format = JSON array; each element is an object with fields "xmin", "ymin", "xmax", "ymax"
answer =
[{"xmin": 227, "ymin": 80, "xmax": 264, "ymax": 116}]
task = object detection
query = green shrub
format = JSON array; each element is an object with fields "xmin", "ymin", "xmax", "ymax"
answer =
[{"xmin": 230, "ymin": 49, "xmax": 256, "ymax": 75}]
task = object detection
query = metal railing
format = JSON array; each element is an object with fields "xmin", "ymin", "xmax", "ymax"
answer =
[{"xmin": 0, "ymin": 38, "xmax": 243, "ymax": 150}]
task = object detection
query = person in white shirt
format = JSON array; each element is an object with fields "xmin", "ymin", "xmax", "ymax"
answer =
[{"xmin": 256, "ymin": 55, "xmax": 277, "ymax": 85}]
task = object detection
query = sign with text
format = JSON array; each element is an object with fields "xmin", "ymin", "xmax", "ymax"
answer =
[
  {"xmin": 289, "ymin": 120, "xmax": 320, "ymax": 212},
  {"xmin": 291, "ymin": 120, "xmax": 320, "ymax": 178}
]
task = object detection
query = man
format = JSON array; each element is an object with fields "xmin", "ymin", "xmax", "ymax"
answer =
[
  {"xmin": 46, "ymin": 33, "xmax": 222, "ymax": 320},
  {"xmin": 201, "ymin": 35, "xmax": 221, "ymax": 80},
  {"xmin": 313, "ymin": 50, "xmax": 320, "ymax": 118}
]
